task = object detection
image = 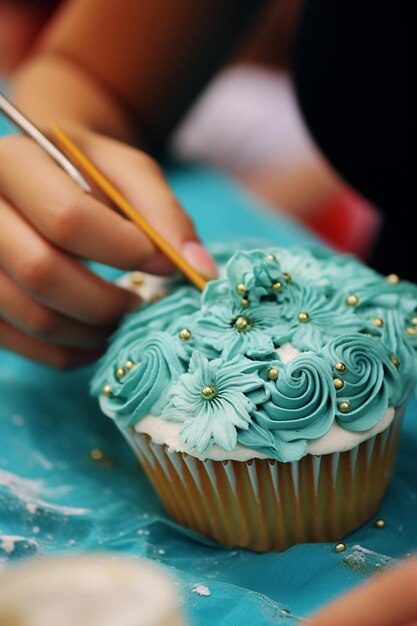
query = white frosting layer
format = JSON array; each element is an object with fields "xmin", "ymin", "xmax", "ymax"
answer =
[{"xmin": 0, "ymin": 555, "xmax": 186, "ymax": 626}]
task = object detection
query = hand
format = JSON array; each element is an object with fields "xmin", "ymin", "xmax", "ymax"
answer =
[
  {"xmin": 309, "ymin": 556, "xmax": 417, "ymax": 626},
  {"xmin": 0, "ymin": 129, "xmax": 216, "ymax": 367}
]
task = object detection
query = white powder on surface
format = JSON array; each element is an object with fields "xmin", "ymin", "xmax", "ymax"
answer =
[{"xmin": 192, "ymin": 584, "xmax": 211, "ymax": 597}]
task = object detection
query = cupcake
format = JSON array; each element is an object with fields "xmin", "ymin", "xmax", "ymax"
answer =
[
  {"xmin": 91, "ymin": 247, "xmax": 417, "ymax": 552},
  {"xmin": 0, "ymin": 554, "xmax": 188, "ymax": 626}
]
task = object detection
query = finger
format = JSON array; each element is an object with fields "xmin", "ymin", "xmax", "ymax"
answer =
[
  {"xmin": 0, "ymin": 268, "xmax": 111, "ymax": 349},
  {"xmin": 0, "ymin": 135, "xmax": 156, "ymax": 270},
  {"xmin": 79, "ymin": 133, "xmax": 217, "ymax": 278},
  {"xmin": 0, "ymin": 319, "xmax": 100, "ymax": 368},
  {"xmin": 309, "ymin": 557, "xmax": 417, "ymax": 626},
  {"xmin": 0, "ymin": 198, "xmax": 140, "ymax": 325}
]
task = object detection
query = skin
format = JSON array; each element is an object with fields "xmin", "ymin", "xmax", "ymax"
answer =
[
  {"xmin": 309, "ymin": 557, "xmax": 417, "ymax": 626},
  {"xmin": 0, "ymin": 0, "xmax": 264, "ymax": 367}
]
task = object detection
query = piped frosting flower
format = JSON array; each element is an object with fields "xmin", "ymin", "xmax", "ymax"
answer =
[
  {"xmin": 195, "ymin": 301, "xmax": 278, "ymax": 358},
  {"xmin": 319, "ymin": 334, "xmax": 400, "ymax": 431},
  {"xmin": 270, "ymin": 285, "xmax": 371, "ymax": 351},
  {"xmin": 161, "ymin": 352, "xmax": 266, "ymax": 454},
  {"xmin": 239, "ymin": 353, "xmax": 336, "ymax": 461},
  {"xmin": 92, "ymin": 332, "xmax": 189, "ymax": 428}
]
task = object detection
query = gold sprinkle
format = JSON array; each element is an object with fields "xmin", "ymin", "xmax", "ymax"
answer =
[
  {"xmin": 267, "ymin": 254, "xmax": 276, "ymax": 261},
  {"xmin": 234, "ymin": 316, "xmax": 251, "ymax": 331},
  {"xmin": 390, "ymin": 355, "xmax": 400, "ymax": 367},
  {"xmin": 179, "ymin": 328, "xmax": 192, "ymax": 341},
  {"xmin": 338, "ymin": 401, "xmax": 350, "ymax": 413},
  {"xmin": 102, "ymin": 384, "xmax": 112, "ymax": 397},
  {"xmin": 386, "ymin": 273, "xmax": 400, "ymax": 284},
  {"xmin": 335, "ymin": 543, "xmax": 346, "ymax": 553},
  {"xmin": 406, "ymin": 327, "xmax": 417, "ymax": 336},
  {"xmin": 116, "ymin": 368, "xmax": 125, "ymax": 379},
  {"xmin": 91, "ymin": 448, "xmax": 104, "ymax": 461},
  {"xmin": 346, "ymin": 295, "xmax": 359, "ymax": 306},
  {"xmin": 130, "ymin": 271, "xmax": 144, "ymax": 286},
  {"xmin": 149, "ymin": 292, "xmax": 166, "ymax": 303},
  {"xmin": 335, "ymin": 362, "xmax": 346, "ymax": 373},
  {"xmin": 241, "ymin": 297, "xmax": 250, "ymax": 307},
  {"xmin": 201, "ymin": 385, "xmax": 216, "ymax": 400},
  {"xmin": 375, "ymin": 518, "xmax": 386, "ymax": 529},
  {"xmin": 373, "ymin": 317, "xmax": 384, "ymax": 328},
  {"xmin": 298, "ymin": 312, "xmax": 310, "ymax": 323},
  {"xmin": 272, "ymin": 281, "xmax": 282, "ymax": 292},
  {"xmin": 268, "ymin": 367, "xmax": 279, "ymax": 381},
  {"xmin": 124, "ymin": 360, "xmax": 135, "ymax": 371},
  {"xmin": 283, "ymin": 272, "xmax": 292, "ymax": 282},
  {"xmin": 236, "ymin": 283, "xmax": 246, "ymax": 296},
  {"xmin": 333, "ymin": 378, "xmax": 344, "ymax": 390}
]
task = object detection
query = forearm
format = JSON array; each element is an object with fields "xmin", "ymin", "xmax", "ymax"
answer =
[{"xmin": 11, "ymin": 53, "xmax": 140, "ymax": 144}]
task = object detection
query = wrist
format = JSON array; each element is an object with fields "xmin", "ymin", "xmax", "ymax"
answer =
[{"xmin": 11, "ymin": 52, "xmax": 144, "ymax": 146}]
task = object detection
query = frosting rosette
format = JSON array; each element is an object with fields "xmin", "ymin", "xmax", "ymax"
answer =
[
  {"xmin": 92, "ymin": 332, "xmax": 189, "ymax": 428},
  {"xmin": 270, "ymin": 285, "xmax": 370, "ymax": 351},
  {"xmin": 161, "ymin": 351, "xmax": 267, "ymax": 454},
  {"xmin": 319, "ymin": 334, "xmax": 400, "ymax": 431},
  {"xmin": 195, "ymin": 301, "xmax": 278, "ymax": 358},
  {"xmin": 239, "ymin": 353, "xmax": 335, "ymax": 461},
  {"xmin": 92, "ymin": 287, "xmax": 200, "ymax": 386}
]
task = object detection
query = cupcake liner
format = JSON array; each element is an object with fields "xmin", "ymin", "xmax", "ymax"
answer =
[{"xmin": 127, "ymin": 410, "xmax": 403, "ymax": 552}]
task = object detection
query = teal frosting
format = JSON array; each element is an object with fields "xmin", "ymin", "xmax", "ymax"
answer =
[
  {"xmin": 239, "ymin": 353, "xmax": 336, "ymax": 461},
  {"xmin": 91, "ymin": 246, "xmax": 417, "ymax": 461},
  {"xmin": 319, "ymin": 334, "xmax": 400, "ymax": 431},
  {"xmin": 161, "ymin": 351, "xmax": 267, "ymax": 454}
]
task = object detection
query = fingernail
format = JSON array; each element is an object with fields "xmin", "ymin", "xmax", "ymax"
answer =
[{"xmin": 182, "ymin": 242, "xmax": 218, "ymax": 280}]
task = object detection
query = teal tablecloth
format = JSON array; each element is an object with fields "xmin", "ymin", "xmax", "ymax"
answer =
[{"xmin": 1, "ymin": 130, "xmax": 417, "ymax": 625}]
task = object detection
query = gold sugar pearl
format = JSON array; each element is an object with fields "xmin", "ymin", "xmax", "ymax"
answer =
[
  {"xmin": 272, "ymin": 281, "xmax": 282, "ymax": 292},
  {"xmin": 406, "ymin": 327, "xmax": 417, "ymax": 336},
  {"xmin": 283, "ymin": 272, "xmax": 292, "ymax": 282},
  {"xmin": 333, "ymin": 378, "xmax": 344, "ymax": 390},
  {"xmin": 130, "ymin": 271, "xmax": 144, "ymax": 286},
  {"xmin": 338, "ymin": 401, "xmax": 350, "ymax": 413},
  {"xmin": 267, "ymin": 254, "xmax": 276, "ymax": 261},
  {"xmin": 267, "ymin": 367, "xmax": 279, "ymax": 381},
  {"xmin": 116, "ymin": 368, "xmax": 125, "ymax": 379},
  {"xmin": 201, "ymin": 385, "xmax": 216, "ymax": 400},
  {"xmin": 373, "ymin": 317, "xmax": 384, "ymax": 328},
  {"xmin": 390, "ymin": 355, "xmax": 400, "ymax": 367},
  {"xmin": 375, "ymin": 518, "xmax": 386, "ymax": 529},
  {"xmin": 412, "ymin": 316, "xmax": 417, "ymax": 325},
  {"xmin": 236, "ymin": 283, "xmax": 246, "ymax": 296},
  {"xmin": 298, "ymin": 312, "xmax": 310, "ymax": 323},
  {"xmin": 102, "ymin": 384, "xmax": 112, "ymax": 397},
  {"xmin": 346, "ymin": 295, "xmax": 359, "ymax": 306},
  {"xmin": 335, "ymin": 362, "xmax": 346, "ymax": 373},
  {"xmin": 124, "ymin": 360, "xmax": 135, "ymax": 371},
  {"xmin": 335, "ymin": 543, "xmax": 347, "ymax": 553},
  {"xmin": 179, "ymin": 328, "xmax": 192, "ymax": 341},
  {"xmin": 386, "ymin": 273, "xmax": 400, "ymax": 284},
  {"xmin": 91, "ymin": 448, "xmax": 104, "ymax": 461},
  {"xmin": 234, "ymin": 316, "xmax": 251, "ymax": 332},
  {"xmin": 241, "ymin": 298, "xmax": 250, "ymax": 307}
]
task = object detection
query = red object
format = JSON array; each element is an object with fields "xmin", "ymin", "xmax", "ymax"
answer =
[{"xmin": 304, "ymin": 187, "xmax": 381, "ymax": 260}]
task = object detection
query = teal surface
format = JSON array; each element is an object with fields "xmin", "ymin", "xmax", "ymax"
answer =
[{"xmin": 1, "ymin": 151, "xmax": 417, "ymax": 624}]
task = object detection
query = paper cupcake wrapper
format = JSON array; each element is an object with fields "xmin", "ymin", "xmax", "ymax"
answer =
[{"xmin": 127, "ymin": 413, "xmax": 403, "ymax": 552}]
